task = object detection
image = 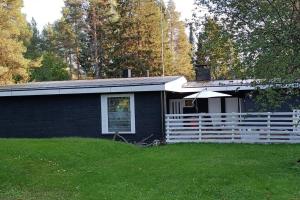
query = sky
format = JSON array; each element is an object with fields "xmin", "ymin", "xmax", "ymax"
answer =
[
  {"xmin": 22, "ymin": 0, "xmax": 65, "ymax": 30},
  {"xmin": 22, "ymin": 0, "xmax": 195, "ymax": 30}
]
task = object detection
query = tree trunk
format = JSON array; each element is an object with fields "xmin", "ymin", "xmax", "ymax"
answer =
[
  {"xmin": 76, "ymin": 47, "xmax": 80, "ymax": 80},
  {"xmin": 92, "ymin": 6, "xmax": 100, "ymax": 79}
]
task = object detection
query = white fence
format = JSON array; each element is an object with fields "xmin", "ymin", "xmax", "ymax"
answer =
[{"xmin": 166, "ymin": 111, "xmax": 300, "ymax": 144}]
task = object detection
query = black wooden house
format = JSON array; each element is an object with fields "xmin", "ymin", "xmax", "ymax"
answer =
[
  {"xmin": 0, "ymin": 76, "xmax": 188, "ymax": 142},
  {"xmin": 0, "ymin": 75, "xmax": 299, "ymax": 143}
]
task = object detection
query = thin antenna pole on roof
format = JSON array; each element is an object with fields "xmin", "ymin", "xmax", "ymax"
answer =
[{"xmin": 160, "ymin": 0, "xmax": 165, "ymax": 77}]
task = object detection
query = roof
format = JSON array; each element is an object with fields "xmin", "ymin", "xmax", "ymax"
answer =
[
  {"xmin": 0, "ymin": 76, "xmax": 181, "ymax": 91},
  {"xmin": 184, "ymin": 79, "xmax": 300, "ymax": 92},
  {"xmin": 2, "ymin": 76, "xmax": 296, "ymax": 97},
  {"xmin": 183, "ymin": 79, "xmax": 259, "ymax": 92},
  {"xmin": 183, "ymin": 79, "xmax": 256, "ymax": 92},
  {"xmin": 184, "ymin": 79, "xmax": 256, "ymax": 88},
  {"xmin": 0, "ymin": 76, "xmax": 186, "ymax": 97}
]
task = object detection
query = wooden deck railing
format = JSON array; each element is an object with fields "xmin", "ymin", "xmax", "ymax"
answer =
[{"xmin": 166, "ymin": 111, "xmax": 300, "ymax": 144}]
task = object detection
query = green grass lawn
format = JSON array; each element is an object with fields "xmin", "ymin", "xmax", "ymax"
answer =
[{"xmin": 0, "ymin": 139, "xmax": 300, "ymax": 200}]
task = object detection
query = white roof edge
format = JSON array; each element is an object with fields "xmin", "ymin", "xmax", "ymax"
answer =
[
  {"xmin": 164, "ymin": 76, "xmax": 189, "ymax": 92},
  {"xmin": 0, "ymin": 85, "xmax": 167, "ymax": 97},
  {"xmin": 0, "ymin": 77, "xmax": 187, "ymax": 97}
]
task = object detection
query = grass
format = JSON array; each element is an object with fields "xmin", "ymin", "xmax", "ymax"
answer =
[{"xmin": 0, "ymin": 139, "xmax": 300, "ymax": 200}]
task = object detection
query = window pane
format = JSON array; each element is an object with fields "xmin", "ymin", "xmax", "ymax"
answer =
[{"xmin": 108, "ymin": 97, "xmax": 131, "ymax": 132}]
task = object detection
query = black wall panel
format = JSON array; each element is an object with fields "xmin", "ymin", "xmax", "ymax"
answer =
[{"xmin": 0, "ymin": 92, "xmax": 163, "ymax": 142}]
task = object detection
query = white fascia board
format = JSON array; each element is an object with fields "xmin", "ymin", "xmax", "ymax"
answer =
[
  {"xmin": 168, "ymin": 87, "xmax": 203, "ymax": 93},
  {"xmin": 0, "ymin": 84, "xmax": 165, "ymax": 97},
  {"xmin": 0, "ymin": 91, "xmax": 12, "ymax": 96},
  {"xmin": 12, "ymin": 89, "xmax": 60, "ymax": 96},
  {"xmin": 60, "ymin": 87, "xmax": 111, "ymax": 94},
  {"xmin": 109, "ymin": 85, "xmax": 164, "ymax": 92},
  {"xmin": 164, "ymin": 76, "xmax": 188, "ymax": 92}
]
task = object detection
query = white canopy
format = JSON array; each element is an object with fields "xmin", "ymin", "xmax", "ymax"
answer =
[{"xmin": 184, "ymin": 91, "xmax": 232, "ymax": 99}]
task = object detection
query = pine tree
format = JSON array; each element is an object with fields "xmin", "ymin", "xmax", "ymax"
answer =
[
  {"xmin": 87, "ymin": 0, "xmax": 117, "ymax": 78},
  {"xmin": 24, "ymin": 18, "xmax": 44, "ymax": 78},
  {"xmin": 30, "ymin": 52, "xmax": 69, "ymax": 81},
  {"xmin": 175, "ymin": 23, "xmax": 195, "ymax": 79},
  {"xmin": 30, "ymin": 23, "xmax": 71, "ymax": 82},
  {"xmin": 25, "ymin": 18, "xmax": 43, "ymax": 60},
  {"xmin": 165, "ymin": 0, "xmax": 194, "ymax": 79},
  {"xmin": 62, "ymin": 0, "xmax": 88, "ymax": 79},
  {"xmin": 27, "ymin": 0, "xmax": 195, "ymax": 80},
  {"xmin": 54, "ymin": 19, "xmax": 78, "ymax": 76},
  {"xmin": 40, "ymin": 24, "xmax": 57, "ymax": 53},
  {"xmin": 40, "ymin": 23, "xmax": 69, "ymax": 59},
  {"xmin": 111, "ymin": 0, "xmax": 141, "ymax": 77},
  {"xmin": 195, "ymin": 18, "xmax": 240, "ymax": 80},
  {"xmin": 140, "ymin": 0, "xmax": 167, "ymax": 76},
  {"xmin": 0, "ymin": 0, "xmax": 31, "ymax": 84},
  {"xmin": 112, "ymin": 0, "xmax": 168, "ymax": 77},
  {"xmin": 194, "ymin": 33, "xmax": 205, "ymax": 67}
]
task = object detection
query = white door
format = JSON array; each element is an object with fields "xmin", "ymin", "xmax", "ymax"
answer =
[
  {"xmin": 208, "ymin": 98, "xmax": 221, "ymax": 113},
  {"xmin": 225, "ymin": 98, "xmax": 240, "ymax": 113},
  {"xmin": 169, "ymin": 99, "xmax": 184, "ymax": 114},
  {"xmin": 208, "ymin": 98, "xmax": 222, "ymax": 126}
]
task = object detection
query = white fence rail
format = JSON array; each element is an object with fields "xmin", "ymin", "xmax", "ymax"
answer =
[{"xmin": 166, "ymin": 111, "xmax": 300, "ymax": 144}]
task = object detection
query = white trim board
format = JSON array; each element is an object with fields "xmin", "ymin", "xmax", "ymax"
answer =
[
  {"xmin": 0, "ymin": 85, "xmax": 165, "ymax": 97},
  {"xmin": 0, "ymin": 77, "xmax": 188, "ymax": 97}
]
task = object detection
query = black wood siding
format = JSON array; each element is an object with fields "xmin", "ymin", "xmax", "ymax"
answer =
[
  {"xmin": 0, "ymin": 94, "xmax": 101, "ymax": 138},
  {"xmin": 0, "ymin": 92, "xmax": 163, "ymax": 142},
  {"xmin": 134, "ymin": 92, "xmax": 163, "ymax": 141}
]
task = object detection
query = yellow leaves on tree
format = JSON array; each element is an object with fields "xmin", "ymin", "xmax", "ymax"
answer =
[{"xmin": 0, "ymin": 0, "xmax": 31, "ymax": 84}]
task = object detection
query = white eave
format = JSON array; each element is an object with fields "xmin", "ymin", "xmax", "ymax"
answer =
[
  {"xmin": 0, "ymin": 76, "xmax": 186, "ymax": 97},
  {"xmin": 0, "ymin": 85, "xmax": 167, "ymax": 97},
  {"xmin": 165, "ymin": 77, "xmax": 205, "ymax": 93}
]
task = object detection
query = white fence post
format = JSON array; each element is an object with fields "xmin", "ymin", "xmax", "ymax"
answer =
[
  {"xmin": 199, "ymin": 115, "xmax": 202, "ymax": 141},
  {"xmin": 267, "ymin": 112, "xmax": 271, "ymax": 143},
  {"xmin": 166, "ymin": 115, "xmax": 170, "ymax": 143},
  {"xmin": 293, "ymin": 110, "xmax": 300, "ymax": 134},
  {"xmin": 231, "ymin": 113, "xmax": 235, "ymax": 142}
]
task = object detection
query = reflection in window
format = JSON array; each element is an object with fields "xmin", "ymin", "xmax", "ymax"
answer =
[{"xmin": 107, "ymin": 97, "xmax": 131, "ymax": 132}]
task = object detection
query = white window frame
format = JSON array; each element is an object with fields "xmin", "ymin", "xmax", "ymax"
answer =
[{"xmin": 101, "ymin": 93, "xmax": 136, "ymax": 134}]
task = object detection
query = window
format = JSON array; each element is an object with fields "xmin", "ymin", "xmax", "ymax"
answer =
[
  {"xmin": 101, "ymin": 94, "xmax": 135, "ymax": 134},
  {"xmin": 184, "ymin": 99, "xmax": 194, "ymax": 107}
]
